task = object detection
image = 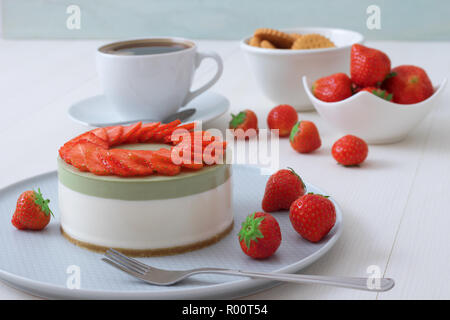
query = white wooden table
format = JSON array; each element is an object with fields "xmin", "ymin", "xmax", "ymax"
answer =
[{"xmin": 0, "ymin": 39, "xmax": 449, "ymax": 300}]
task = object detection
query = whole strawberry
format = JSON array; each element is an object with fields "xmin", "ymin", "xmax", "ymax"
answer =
[
  {"xmin": 290, "ymin": 120, "xmax": 321, "ymax": 153},
  {"xmin": 12, "ymin": 188, "xmax": 53, "ymax": 230},
  {"xmin": 351, "ymin": 44, "xmax": 391, "ymax": 87},
  {"xmin": 332, "ymin": 135, "xmax": 368, "ymax": 166},
  {"xmin": 262, "ymin": 168, "xmax": 306, "ymax": 212},
  {"xmin": 229, "ymin": 109, "xmax": 258, "ymax": 138},
  {"xmin": 267, "ymin": 104, "xmax": 298, "ymax": 137},
  {"xmin": 382, "ymin": 65, "xmax": 433, "ymax": 104},
  {"xmin": 289, "ymin": 193, "xmax": 336, "ymax": 242},
  {"xmin": 360, "ymin": 87, "xmax": 393, "ymax": 101},
  {"xmin": 312, "ymin": 73, "xmax": 352, "ymax": 102},
  {"xmin": 238, "ymin": 212, "xmax": 281, "ymax": 259}
]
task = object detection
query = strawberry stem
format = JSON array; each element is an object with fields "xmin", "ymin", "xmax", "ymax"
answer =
[
  {"xmin": 307, "ymin": 192, "xmax": 330, "ymax": 198},
  {"xmin": 385, "ymin": 72, "xmax": 397, "ymax": 80},
  {"xmin": 287, "ymin": 167, "xmax": 299, "ymax": 179},
  {"xmin": 287, "ymin": 167, "xmax": 305, "ymax": 189},
  {"xmin": 229, "ymin": 111, "xmax": 246, "ymax": 128},
  {"xmin": 34, "ymin": 188, "xmax": 53, "ymax": 217},
  {"xmin": 289, "ymin": 122, "xmax": 300, "ymax": 142},
  {"xmin": 238, "ymin": 213, "xmax": 264, "ymax": 249}
]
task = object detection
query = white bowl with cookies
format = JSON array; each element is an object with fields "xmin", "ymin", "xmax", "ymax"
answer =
[{"xmin": 240, "ymin": 27, "xmax": 364, "ymax": 111}]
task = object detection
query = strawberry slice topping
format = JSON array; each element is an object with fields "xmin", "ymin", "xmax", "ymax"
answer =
[
  {"xmin": 66, "ymin": 140, "xmax": 89, "ymax": 171},
  {"xmin": 59, "ymin": 141, "xmax": 76, "ymax": 164},
  {"xmin": 119, "ymin": 122, "xmax": 142, "ymax": 144},
  {"xmin": 127, "ymin": 150, "xmax": 154, "ymax": 167},
  {"xmin": 152, "ymin": 120, "xmax": 182, "ymax": 141},
  {"xmin": 125, "ymin": 123, "xmax": 153, "ymax": 144},
  {"xmin": 104, "ymin": 149, "xmax": 153, "ymax": 176},
  {"xmin": 91, "ymin": 127, "xmax": 109, "ymax": 142},
  {"xmin": 79, "ymin": 141, "xmax": 110, "ymax": 176},
  {"xmin": 152, "ymin": 148, "xmax": 172, "ymax": 163},
  {"xmin": 122, "ymin": 150, "xmax": 154, "ymax": 176},
  {"xmin": 105, "ymin": 126, "xmax": 124, "ymax": 146},
  {"xmin": 101, "ymin": 150, "xmax": 133, "ymax": 177},
  {"xmin": 74, "ymin": 132, "xmax": 109, "ymax": 149},
  {"xmin": 59, "ymin": 131, "xmax": 107, "ymax": 162},
  {"xmin": 138, "ymin": 122, "xmax": 161, "ymax": 143},
  {"xmin": 181, "ymin": 162, "xmax": 204, "ymax": 170},
  {"xmin": 152, "ymin": 160, "xmax": 181, "ymax": 176},
  {"xmin": 59, "ymin": 121, "xmax": 224, "ymax": 177}
]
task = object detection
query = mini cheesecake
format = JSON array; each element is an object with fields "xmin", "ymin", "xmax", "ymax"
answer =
[{"xmin": 57, "ymin": 144, "xmax": 233, "ymax": 256}]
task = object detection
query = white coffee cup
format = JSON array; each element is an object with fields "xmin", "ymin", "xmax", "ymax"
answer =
[{"xmin": 96, "ymin": 38, "xmax": 223, "ymax": 121}]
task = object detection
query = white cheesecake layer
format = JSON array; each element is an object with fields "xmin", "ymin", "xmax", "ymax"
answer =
[{"xmin": 59, "ymin": 179, "xmax": 233, "ymax": 250}]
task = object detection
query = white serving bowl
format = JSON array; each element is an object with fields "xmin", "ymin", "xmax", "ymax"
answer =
[
  {"xmin": 241, "ymin": 27, "xmax": 364, "ymax": 111},
  {"xmin": 303, "ymin": 76, "xmax": 447, "ymax": 144}
]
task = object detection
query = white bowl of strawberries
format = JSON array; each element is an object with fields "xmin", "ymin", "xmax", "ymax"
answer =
[{"xmin": 303, "ymin": 44, "xmax": 447, "ymax": 144}]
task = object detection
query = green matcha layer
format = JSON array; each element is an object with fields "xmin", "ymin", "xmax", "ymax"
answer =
[{"xmin": 57, "ymin": 143, "xmax": 231, "ymax": 200}]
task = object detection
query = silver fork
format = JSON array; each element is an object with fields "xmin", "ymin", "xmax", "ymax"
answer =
[{"xmin": 102, "ymin": 249, "xmax": 394, "ymax": 292}]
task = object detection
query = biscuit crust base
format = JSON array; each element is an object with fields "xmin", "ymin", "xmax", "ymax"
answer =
[{"xmin": 60, "ymin": 221, "xmax": 234, "ymax": 257}]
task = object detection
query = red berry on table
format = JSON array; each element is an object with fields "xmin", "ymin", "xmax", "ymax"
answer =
[
  {"xmin": 350, "ymin": 44, "xmax": 391, "ymax": 87},
  {"xmin": 312, "ymin": 73, "xmax": 353, "ymax": 102},
  {"xmin": 262, "ymin": 168, "xmax": 306, "ymax": 212},
  {"xmin": 12, "ymin": 189, "xmax": 53, "ymax": 230},
  {"xmin": 289, "ymin": 193, "xmax": 336, "ymax": 243},
  {"xmin": 238, "ymin": 212, "xmax": 281, "ymax": 259},
  {"xmin": 332, "ymin": 135, "xmax": 368, "ymax": 166},
  {"xmin": 360, "ymin": 86, "xmax": 393, "ymax": 101},
  {"xmin": 289, "ymin": 120, "xmax": 321, "ymax": 153},
  {"xmin": 267, "ymin": 104, "xmax": 298, "ymax": 137},
  {"xmin": 229, "ymin": 109, "xmax": 258, "ymax": 138},
  {"xmin": 382, "ymin": 65, "xmax": 434, "ymax": 104}
]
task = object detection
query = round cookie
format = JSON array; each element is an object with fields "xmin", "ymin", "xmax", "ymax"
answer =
[
  {"xmin": 249, "ymin": 36, "xmax": 262, "ymax": 47},
  {"xmin": 290, "ymin": 33, "xmax": 303, "ymax": 40},
  {"xmin": 254, "ymin": 28, "xmax": 294, "ymax": 49},
  {"xmin": 260, "ymin": 40, "xmax": 276, "ymax": 49},
  {"xmin": 291, "ymin": 34, "xmax": 335, "ymax": 50}
]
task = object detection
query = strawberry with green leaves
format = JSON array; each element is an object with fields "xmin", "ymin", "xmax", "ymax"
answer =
[
  {"xmin": 12, "ymin": 189, "xmax": 53, "ymax": 230},
  {"xmin": 290, "ymin": 120, "xmax": 321, "ymax": 153},
  {"xmin": 262, "ymin": 168, "xmax": 306, "ymax": 212},
  {"xmin": 238, "ymin": 212, "xmax": 281, "ymax": 259},
  {"xmin": 229, "ymin": 109, "xmax": 258, "ymax": 138},
  {"xmin": 382, "ymin": 65, "xmax": 434, "ymax": 104},
  {"xmin": 289, "ymin": 193, "xmax": 336, "ymax": 242},
  {"xmin": 351, "ymin": 44, "xmax": 391, "ymax": 87}
]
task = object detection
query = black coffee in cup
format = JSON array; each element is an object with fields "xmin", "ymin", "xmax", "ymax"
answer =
[{"xmin": 100, "ymin": 40, "xmax": 191, "ymax": 56}]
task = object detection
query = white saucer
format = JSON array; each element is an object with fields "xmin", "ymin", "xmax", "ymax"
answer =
[{"xmin": 68, "ymin": 91, "xmax": 230, "ymax": 127}]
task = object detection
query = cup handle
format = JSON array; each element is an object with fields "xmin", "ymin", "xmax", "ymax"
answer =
[{"xmin": 183, "ymin": 51, "xmax": 223, "ymax": 106}]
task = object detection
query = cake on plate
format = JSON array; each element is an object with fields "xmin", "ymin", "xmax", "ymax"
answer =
[{"xmin": 57, "ymin": 121, "xmax": 232, "ymax": 256}]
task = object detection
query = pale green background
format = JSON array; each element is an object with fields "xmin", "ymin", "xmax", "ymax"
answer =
[{"xmin": 1, "ymin": 0, "xmax": 449, "ymax": 40}]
